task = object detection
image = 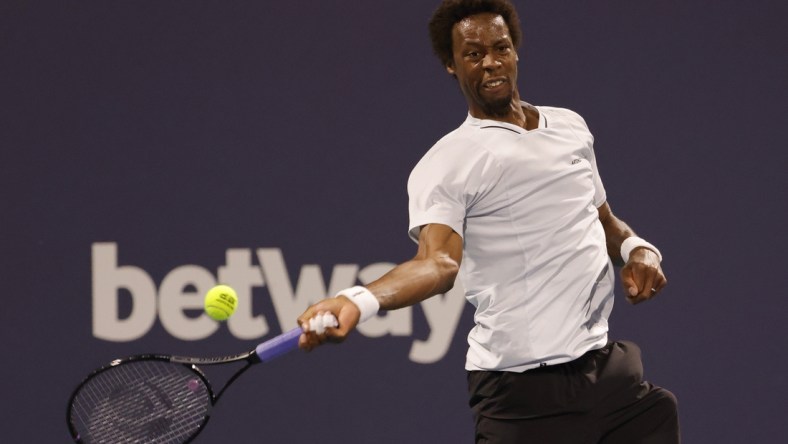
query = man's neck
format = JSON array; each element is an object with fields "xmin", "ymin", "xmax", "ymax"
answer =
[{"xmin": 469, "ymin": 94, "xmax": 539, "ymax": 130}]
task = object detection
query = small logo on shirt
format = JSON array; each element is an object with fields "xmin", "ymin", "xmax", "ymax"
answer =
[{"xmin": 571, "ymin": 158, "xmax": 582, "ymax": 165}]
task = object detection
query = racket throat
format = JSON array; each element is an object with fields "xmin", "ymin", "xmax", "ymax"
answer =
[{"xmin": 213, "ymin": 362, "xmax": 254, "ymax": 404}]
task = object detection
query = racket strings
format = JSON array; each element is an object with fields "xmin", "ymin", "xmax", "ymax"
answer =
[{"xmin": 69, "ymin": 360, "xmax": 212, "ymax": 444}]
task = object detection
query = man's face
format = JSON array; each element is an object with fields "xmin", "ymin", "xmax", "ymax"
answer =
[{"xmin": 447, "ymin": 13, "xmax": 519, "ymax": 118}]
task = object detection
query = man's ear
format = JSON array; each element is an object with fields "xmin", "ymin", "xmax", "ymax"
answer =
[{"xmin": 446, "ymin": 62, "xmax": 456, "ymax": 77}]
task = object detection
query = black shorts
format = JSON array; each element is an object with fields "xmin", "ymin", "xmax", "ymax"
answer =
[{"xmin": 467, "ymin": 341, "xmax": 680, "ymax": 444}]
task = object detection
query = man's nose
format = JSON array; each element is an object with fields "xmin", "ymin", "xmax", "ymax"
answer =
[{"xmin": 482, "ymin": 53, "xmax": 501, "ymax": 70}]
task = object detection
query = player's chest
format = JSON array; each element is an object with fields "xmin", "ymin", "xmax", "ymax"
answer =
[{"xmin": 491, "ymin": 129, "xmax": 594, "ymax": 180}]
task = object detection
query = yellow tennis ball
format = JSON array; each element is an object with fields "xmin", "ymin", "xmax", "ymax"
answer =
[{"xmin": 204, "ymin": 285, "xmax": 238, "ymax": 321}]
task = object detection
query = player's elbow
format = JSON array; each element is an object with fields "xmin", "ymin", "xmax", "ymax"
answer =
[{"xmin": 433, "ymin": 255, "xmax": 460, "ymax": 294}]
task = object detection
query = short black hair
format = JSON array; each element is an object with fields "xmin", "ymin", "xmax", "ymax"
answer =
[{"xmin": 428, "ymin": 0, "xmax": 522, "ymax": 67}]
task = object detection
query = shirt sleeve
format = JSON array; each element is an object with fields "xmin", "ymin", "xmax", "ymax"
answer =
[
  {"xmin": 407, "ymin": 153, "xmax": 466, "ymax": 242},
  {"xmin": 587, "ymin": 144, "xmax": 607, "ymax": 207},
  {"xmin": 407, "ymin": 137, "xmax": 503, "ymax": 242},
  {"xmin": 554, "ymin": 108, "xmax": 607, "ymax": 207}
]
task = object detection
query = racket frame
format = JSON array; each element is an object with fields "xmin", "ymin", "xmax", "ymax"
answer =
[
  {"xmin": 66, "ymin": 354, "xmax": 215, "ymax": 443},
  {"xmin": 66, "ymin": 327, "xmax": 303, "ymax": 443}
]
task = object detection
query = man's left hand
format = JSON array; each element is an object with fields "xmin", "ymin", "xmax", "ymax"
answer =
[{"xmin": 620, "ymin": 247, "xmax": 667, "ymax": 304}]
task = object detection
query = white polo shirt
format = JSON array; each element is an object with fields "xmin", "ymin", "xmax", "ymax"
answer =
[{"xmin": 408, "ymin": 105, "xmax": 615, "ymax": 372}]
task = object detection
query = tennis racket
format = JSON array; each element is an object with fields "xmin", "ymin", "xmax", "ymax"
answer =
[{"xmin": 66, "ymin": 313, "xmax": 338, "ymax": 444}]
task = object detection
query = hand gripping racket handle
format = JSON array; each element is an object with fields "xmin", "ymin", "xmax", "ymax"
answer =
[{"xmin": 255, "ymin": 313, "xmax": 338, "ymax": 362}]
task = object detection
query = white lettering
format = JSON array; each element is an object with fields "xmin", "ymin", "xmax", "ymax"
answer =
[
  {"xmin": 91, "ymin": 243, "xmax": 468, "ymax": 364},
  {"xmin": 92, "ymin": 243, "xmax": 157, "ymax": 341},
  {"xmin": 219, "ymin": 249, "xmax": 268, "ymax": 339},
  {"xmin": 159, "ymin": 265, "xmax": 218, "ymax": 340},
  {"xmin": 257, "ymin": 248, "xmax": 357, "ymax": 330}
]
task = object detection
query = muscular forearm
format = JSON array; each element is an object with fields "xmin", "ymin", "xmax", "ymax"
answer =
[
  {"xmin": 367, "ymin": 254, "xmax": 459, "ymax": 310},
  {"xmin": 603, "ymin": 218, "xmax": 635, "ymax": 266},
  {"xmin": 298, "ymin": 224, "xmax": 462, "ymax": 350},
  {"xmin": 598, "ymin": 202, "xmax": 635, "ymax": 266},
  {"xmin": 597, "ymin": 201, "xmax": 667, "ymax": 303},
  {"xmin": 297, "ymin": 253, "xmax": 459, "ymax": 351}
]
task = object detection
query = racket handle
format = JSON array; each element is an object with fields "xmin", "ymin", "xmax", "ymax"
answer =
[
  {"xmin": 255, "ymin": 328, "xmax": 302, "ymax": 362},
  {"xmin": 255, "ymin": 313, "xmax": 338, "ymax": 362}
]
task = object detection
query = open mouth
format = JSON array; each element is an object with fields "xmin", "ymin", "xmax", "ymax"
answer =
[{"xmin": 482, "ymin": 78, "xmax": 507, "ymax": 91}]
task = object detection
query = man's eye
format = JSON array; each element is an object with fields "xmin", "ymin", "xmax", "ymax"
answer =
[
  {"xmin": 466, "ymin": 51, "xmax": 481, "ymax": 59},
  {"xmin": 497, "ymin": 46, "xmax": 511, "ymax": 53}
]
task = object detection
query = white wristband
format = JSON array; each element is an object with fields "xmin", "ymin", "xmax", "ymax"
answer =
[
  {"xmin": 620, "ymin": 236, "xmax": 662, "ymax": 263},
  {"xmin": 335, "ymin": 286, "xmax": 380, "ymax": 323}
]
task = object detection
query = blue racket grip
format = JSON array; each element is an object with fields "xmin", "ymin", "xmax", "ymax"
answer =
[{"xmin": 255, "ymin": 327, "xmax": 302, "ymax": 362}]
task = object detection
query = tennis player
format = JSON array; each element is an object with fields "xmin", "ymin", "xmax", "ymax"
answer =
[{"xmin": 298, "ymin": 0, "xmax": 680, "ymax": 442}]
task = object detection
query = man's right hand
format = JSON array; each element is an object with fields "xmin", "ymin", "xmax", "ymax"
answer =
[{"xmin": 297, "ymin": 296, "xmax": 361, "ymax": 351}]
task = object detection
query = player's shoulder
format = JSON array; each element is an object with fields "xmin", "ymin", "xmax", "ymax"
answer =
[
  {"xmin": 537, "ymin": 105, "xmax": 588, "ymax": 126},
  {"xmin": 422, "ymin": 125, "xmax": 485, "ymax": 160},
  {"xmin": 409, "ymin": 125, "xmax": 493, "ymax": 182},
  {"xmin": 536, "ymin": 105, "xmax": 594, "ymax": 139}
]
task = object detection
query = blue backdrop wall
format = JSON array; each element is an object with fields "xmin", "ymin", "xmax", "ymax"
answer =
[{"xmin": 2, "ymin": 1, "xmax": 787, "ymax": 442}]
